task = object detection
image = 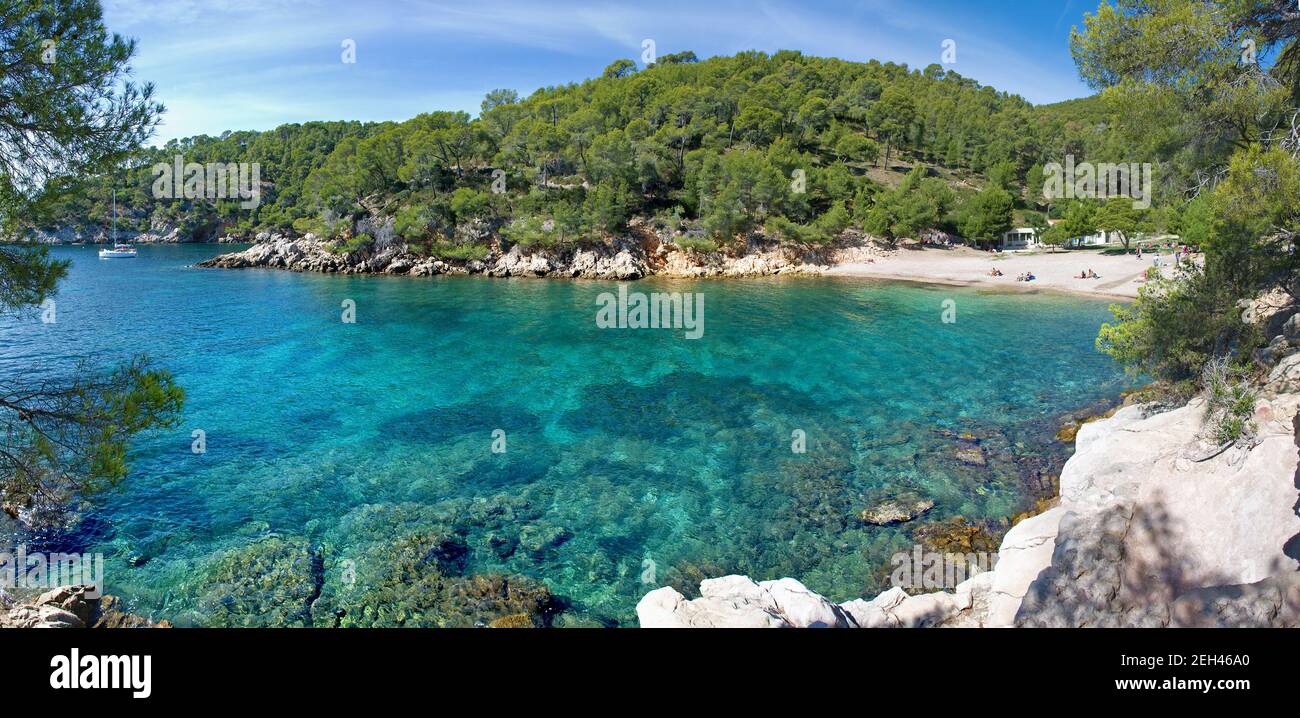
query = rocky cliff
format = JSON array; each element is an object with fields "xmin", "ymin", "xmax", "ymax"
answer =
[{"xmin": 196, "ymin": 224, "xmax": 889, "ymax": 280}]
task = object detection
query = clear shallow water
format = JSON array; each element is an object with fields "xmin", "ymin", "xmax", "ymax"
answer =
[{"xmin": 1, "ymin": 245, "xmax": 1129, "ymax": 625}]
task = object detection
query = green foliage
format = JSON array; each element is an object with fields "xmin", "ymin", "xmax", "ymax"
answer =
[
  {"xmin": 1024, "ymin": 164, "xmax": 1047, "ymax": 208},
  {"xmin": 0, "ymin": 1, "xmax": 184, "ymax": 527},
  {"xmin": 985, "ymin": 161, "xmax": 1019, "ymax": 193},
  {"xmin": 500, "ymin": 215, "xmax": 571, "ymax": 248},
  {"xmin": 959, "ymin": 186, "xmax": 1015, "ymax": 244},
  {"xmin": 1095, "ymin": 197, "xmax": 1149, "ymax": 249},
  {"xmin": 583, "ymin": 179, "xmax": 634, "ymax": 233},
  {"xmin": 861, "ymin": 166, "xmax": 952, "ymax": 243},
  {"xmin": 1040, "ymin": 222, "xmax": 1069, "ymax": 250},
  {"xmin": 0, "ymin": 245, "xmax": 68, "ymax": 311},
  {"xmin": 1, "ymin": 356, "xmax": 184, "ymax": 524},
  {"xmin": 1057, "ymin": 199, "xmax": 1099, "ymax": 241},
  {"xmin": 427, "ymin": 242, "xmax": 490, "ymax": 261},
  {"xmin": 1075, "ymin": 1, "xmax": 1300, "ymax": 393},
  {"xmin": 1096, "ymin": 267, "xmax": 1262, "ymax": 383},
  {"xmin": 674, "ymin": 235, "xmax": 719, "ymax": 254},
  {"xmin": 603, "ymin": 58, "xmax": 637, "ymax": 79},
  {"xmin": 448, "ymin": 187, "xmax": 494, "ymax": 222},
  {"xmin": 765, "ymin": 201, "xmax": 851, "ymax": 249},
  {"xmin": 1203, "ymin": 145, "xmax": 1300, "ymax": 297},
  {"xmin": 0, "ymin": 0, "xmax": 163, "ymax": 227},
  {"xmin": 332, "ymin": 233, "xmax": 374, "ymax": 255},
  {"xmin": 866, "ymin": 85, "xmax": 917, "ymax": 167},
  {"xmin": 292, "ymin": 215, "xmax": 343, "ymax": 239},
  {"xmin": 1172, "ymin": 194, "xmax": 1213, "ymax": 249},
  {"xmin": 1201, "ymin": 357, "xmax": 1257, "ymax": 446},
  {"xmin": 834, "ymin": 132, "xmax": 880, "ymax": 165},
  {"xmin": 37, "ymin": 47, "xmax": 1144, "ymax": 257},
  {"xmin": 695, "ymin": 150, "xmax": 788, "ymax": 239}
]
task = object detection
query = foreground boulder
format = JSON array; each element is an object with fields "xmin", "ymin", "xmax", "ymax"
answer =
[
  {"xmin": 637, "ymin": 576, "xmax": 852, "ymax": 628},
  {"xmin": 0, "ymin": 585, "xmax": 168, "ymax": 628}
]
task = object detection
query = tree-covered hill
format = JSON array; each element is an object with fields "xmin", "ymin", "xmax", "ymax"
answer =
[{"xmin": 24, "ymin": 50, "xmax": 1146, "ymax": 252}]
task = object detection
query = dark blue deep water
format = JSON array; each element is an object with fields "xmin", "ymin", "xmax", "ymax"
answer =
[{"xmin": 1, "ymin": 244, "xmax": 1129, "ymax": 625}]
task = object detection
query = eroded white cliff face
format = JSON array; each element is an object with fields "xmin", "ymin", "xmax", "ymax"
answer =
[{"xmin": 1016, "ymin": 389, "xmax": 1300, "ymax": 627}]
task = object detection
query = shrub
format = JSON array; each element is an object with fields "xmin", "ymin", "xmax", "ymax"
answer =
[
  {"xmin": 429, "ymin": 242, "xmax": 490, "ymax": 261},
  {"xmin": 1200, "ymin": 356, "xmax": 1257, "ymax": 446},
  {"xmin": 332, "ymin": 232, "xmax": 373, "ymax": 254},
  {"xmin": 1097, "ymin": 267, "xmax": 1263, "ymax": 385},
  {"xmin": 674, "ymin": 235, "xmax": 718, "ymax": 254}
]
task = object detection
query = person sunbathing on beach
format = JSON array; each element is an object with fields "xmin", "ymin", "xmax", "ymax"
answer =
[{"xmin": 1088, "ymin": 269, "xmax": 1099, "ymax": 279}]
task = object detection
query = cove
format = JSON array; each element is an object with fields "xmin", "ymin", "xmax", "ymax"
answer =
[{"xmin": 0, "ymin": 244, "xmax": 1131, "ymax": 626}]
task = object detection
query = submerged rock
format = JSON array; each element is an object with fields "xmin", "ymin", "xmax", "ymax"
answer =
[
  {"xmin": 913, "ymin": 517, "xmax": 1004, "ymax": 555},
  {"xmin": 309, "ymin": 523, "xmax": 560, "ymax": 628},
  {"xmin": 518, "ymin": 524, "xmax": 573, "ymax": 557},
  {"xmin": 858, "ymin": 497, "xmax": 934, "ymax": 526},
  {"xmin": 953, "ymin": 445, "xmax": 987, "ymax": 466},
  {"xmin": 187, "ymin": 536, "xmax": 321, "ymax": 628}
]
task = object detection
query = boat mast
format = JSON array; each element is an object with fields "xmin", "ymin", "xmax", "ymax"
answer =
[{"xmin": 111, "ymin": 189, "xmax": 117, "ymax": 244}]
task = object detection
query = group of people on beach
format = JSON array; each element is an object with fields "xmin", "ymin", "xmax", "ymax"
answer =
[
  {"xmin": 985, "ymin": 267, "xmax": 1036, "ymax": 282},
  {"xmin": 1077, "ymin": 268, "xmax": 1100, "ymax": 279}
]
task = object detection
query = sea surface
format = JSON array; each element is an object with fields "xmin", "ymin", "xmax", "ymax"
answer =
[{"xmin": 0, "ymin": 244, "xmax": 1131, "ymax": 625}]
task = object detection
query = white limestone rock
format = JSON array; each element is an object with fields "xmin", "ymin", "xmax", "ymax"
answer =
[
  {"xmin": 839, "ymin": 584, "xmax": 971, "ymax": 628},
  {"xmin": 636, "ymin": 575, "xmax": 848, "ymax": 628},
  {"xmin": 985, "ymin": 508, "xmax": 1063, "ymax": 627}
]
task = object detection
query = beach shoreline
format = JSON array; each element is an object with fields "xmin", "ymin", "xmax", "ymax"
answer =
[
  {"xmin": 199, "ymin": 232, "xmax": 1180, "ymax": 302},
  {"xmin": 827, "ymin": 245, "xmax": 1181, "ymax": 300}
]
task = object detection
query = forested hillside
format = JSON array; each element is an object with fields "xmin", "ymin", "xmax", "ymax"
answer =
[
  {"xmin": 30, "ymin": 120, "xmax": 387, "ymax": 238},
  {"xmin": 25, "ymin": 50, "xmax": 1152, "ymax": 253}
]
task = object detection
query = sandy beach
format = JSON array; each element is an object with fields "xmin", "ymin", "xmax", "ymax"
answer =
[{"xmin": 828, "ymin": 245, "xmax": 1181, "ymax": 299}]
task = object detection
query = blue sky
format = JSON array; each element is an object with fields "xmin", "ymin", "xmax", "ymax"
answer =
[{"xmin": 102, "ymin": 0, "xmax": 1100, "ymax": 145}]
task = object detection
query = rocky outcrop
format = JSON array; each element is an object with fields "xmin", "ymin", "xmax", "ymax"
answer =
[
  {"xmin": 17, "ymin": 226, "xmax": 106, "ymax": 244},
  {"xmin": 0, "ymin": 585, "xmax": 169, "ymax": 628},
  {"xmin": 637, "ymin": 576, "xmax": 854, "ymax": 628},
  {"xmin": 1015, "ymin": 385, "xmax": 1300, "ymax": 627},
  {"xmin": 637, "ymin": 570, "xmax": 1006, "ymax": 628},
  {"xmin": 197, "ymin": 223, "xmax": 890, "ymax": 280},
  {"xmin": 198, "ymin": 233, "xmax": 655, "ymax": 279},
  {"xmin": 13, "ymin": 215, "xmax": 245, "ymax": 244}
]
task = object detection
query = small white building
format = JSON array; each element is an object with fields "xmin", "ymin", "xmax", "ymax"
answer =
[
  {"xmin": 1070, "ymin": 229, "xmax": 1125, "ymax": 248},
  {"xmin": 999, "ymin": 227, "xmax": 1041, "ymax": 251}
]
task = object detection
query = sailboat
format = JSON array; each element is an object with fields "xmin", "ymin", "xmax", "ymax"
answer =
[{"xmin": 99, "ymin": 189, "xmax": 136, "ymax": 258}]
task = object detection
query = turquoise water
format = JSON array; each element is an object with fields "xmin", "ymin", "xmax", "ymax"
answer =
[{"xmin": 1, "ymin": 244, "xmax": 1128, "ymax": 625}]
